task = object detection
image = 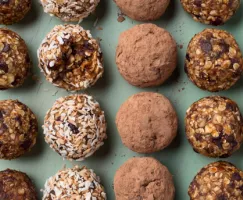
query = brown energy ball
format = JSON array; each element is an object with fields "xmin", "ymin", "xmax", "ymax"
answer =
[
  {"xmin": 116, "ymin": 92, "xmax": 178, "ymax": 153},
  {"xmin": 38, "ymin": 24, "xmax": 103, "ymax": 91},
  {"xmin": 185, "ymin": 96, "xmax": 243, "ymax": 158},
  {"xmin": 0, "ymin": 100, "xmax": 38, "ymax": 160},
  {"xmin": 180, "ymin": 0, "xmax": 240, "ymax": 26},
  {"xmin": 0, "ymin": 28, "xmax": 31, "ymax": 90},
  {"xmin": 188, "ymin": 161, "xmax": 243, "ymax": 199},
  {"xmin": 116, "ymin": 23, "xmax": 177, "ymax": 87},
  {"xmin": 114, "ymin": 0, "xmax": 170, "ymax": 21},
  {"xmin": 185, "ymin": 29, "xmax": 243, "ymax": 92},
  {"xmin": 0, "ymin": 169, "xmax": 37, "ymax": 200},
  {"xmin": 114, "ymin": 157, "xmax": 175, "ymax": 200},
  {"xmin": 0, "ymin": 0, "xmax": 31, "ymax": 25}
]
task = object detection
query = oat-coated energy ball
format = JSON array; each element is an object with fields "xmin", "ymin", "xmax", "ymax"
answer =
[
  {"xmin": 38, "ymin": 24, "xmax": 103, "ymax": 91},
  {"xmin": 185, "ymin": 29, "xmax": 243, "ymax": 92},
  {"xmin": 0, "ymin": 169, "xmax": 38, "ymax": 200},
  {"xmin": 0, "ymin": 100, "xmax": 38, "ymax": 160},
  {"xmin": 0, "ymin": 28, "xmax": 31, "ymax": 90},
  {"xmin": 185, "ymin": 96, "xmax": 243, "ymax": 158},
  {"xmin": 43, "ymin": 94, "xmax": 106, "ymax": 161},
  {"xmin": 189, "ymin": 161, "xmax": 243, "ymax": 199},
  {"xmin": 40, "ymin": 0, "xmax": 100, "ymax": 22},
  {"xmin": 42, "ymin": 166, "xmax": 106, "ymax": 200}
]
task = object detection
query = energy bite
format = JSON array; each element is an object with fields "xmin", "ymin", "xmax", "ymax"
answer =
[
  {"xmin": 116, "ymin": 23, "xmax": 177, "ymax": 87},
  {"xmin": 0, "ymin": 169, "xmax": 37, "ymax": 200},
  {"xmin": 42, "ymin": 165, "xmax": 106, "ymax": 200},
  {"xmin": 188, "ymin": 161, "xmax": 243, "ymax": 199},
  {"xmin": 116, "ymin": 92, "xmax": 178, "ymax": 153},
  {"xmin": 43, "ymin": 94, "xmax": 106, "ymax": 161},
  {"xmin": 185, "ymin": 96, "xmax": 243, "ymax": 158},
  {"xmin": 180, "ymin": 0, "xmax": 240, "ymax": 26},
  {"xmin": 114, "ymin": 157, "xmax": 175, "ymax": 200},
  {"xmin": 0, "ymin": 28, "xmax": 31, "ymax": 90},
  {"xmin": 0, "ymin": 100, "xmax": 38, "ymax": 160},
  {"xmin": 185, "ymin": 29, "xmax": 243, "ymax": 92},
  {"xmin": 38, "ymin": 24, "xmax": 103, "ymax": 91}
]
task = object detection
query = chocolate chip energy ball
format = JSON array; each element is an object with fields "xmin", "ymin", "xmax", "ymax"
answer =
[
  {"xmin": 114, "ymin": 0, "xmax": 170, "ymax": 21},
  {"xmin": 42, "ymin": 166, "xmax": 106, "ymax": 200},
  {"xmin": 0, "ymin": 100, "xmax": 38, "ymax": 160},
  {"xmin": 40, "ymin": 0, "xmax": 100, "ymax": 22},
  {"xmin": 185, "ymin": 29, "xmax": 243, "ymax": 92},
  {"xmin": 38, "ymin": 24, "xmax": 103, "ymax": 91},
  {"xmin": 0, "ymin": 0, "xmax": 31, "ymax": 25},
  {"xmin": 189, "ymin": 161, "xmax": 243, "ymax": 199},
  {"xmin": 114, "ymin": 157, "xmax": 175, "ymax": 200},
  {"xmin": 181, "ymin": 0, "xmax": 240, "ymax": 26},
  {"xmin": 116, "ymin": 23, "xmax": 177, "ymax": 87},
  {"xmin": 43, "ymin": 94, "xmax": 106, "ymax": 161},
  {"xmin": 0, "ymin": 28, "xmax": 31, "ymax": 90},
  {"xmin": 185, "ymin": 96, "xmax": 243, "ymax": 158},
  {"xmin": 0, "ymin": 169, "xmax": 37, "ymax": 200},
  {"xmin": 116, "ymin": 92, "xmax": 178, "ymax": 153}
]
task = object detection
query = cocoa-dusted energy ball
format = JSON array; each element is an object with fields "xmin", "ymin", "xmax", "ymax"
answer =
[
  {"xmin": 116, "ymin": 23, "xmax": 177, "ymax": 87},
  {"xmin": 0, "ymin": 100, "xmax": 38, "ymax": 160},
  {"xmin": 0, "ymin": 28, "xmax": 31, "ymax": 90},
  {"xmin": 38, "ymin": 24, "xmax": 103, "ymax": 91},
  {"xmin": 189, "ymin": 161, "xmax": 243, "ymax": 199},
  {"xmin": 180, "ymin": 0, "xmax": 240, "ymax": 26},
  {"xmin": 0, "ymin": 169, "xmax": 37, "ymax": 200},
  {"xmin": 43, "ymin": 94, "xmax": 107, "ymax": 161},
  {"xmin": 114, "ymin": 157, "xmax": 175, "ymax": 200},
  {"xmin": 185, "ymin": 29, "xmax": 243, "ymax": 92},
  {"xmin": 42, "ymin": 166, "xmax": 106, "ymax": 200},
  {"xmin": 185, "ymin": 96, "xmax": 243, "ymax": 158},
  {"xmin": 114, "ymin": 0, "xmax": 170, "ymax": 21},
  {"xmin": 0, "ymin": 0, "xmax": 31, "ymax": 25},
  {"xmin": 116, "ymin": 92, "xmax": 178, "ymax": 153}
]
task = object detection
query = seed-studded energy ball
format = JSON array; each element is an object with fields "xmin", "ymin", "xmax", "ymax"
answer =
[
  {"xmin": 0, "ymin": 169, "xmax": 37, "ymax": 200},
  {"xmin": 185, "ymin": 29, "xmax": 243, "ymax": 92},
  {"xmin": 43, "ymin": 94, "xmax": 107, "ymax": 161},
  {"xmin": 114, "ymin": 157, "xmax": 175, "ymax": 200},
  {"xmin": 40, "ymin": 0, "xmax": 100, "ymax": 22},
  {"xmin": 0, "ymin": 28, "xmax": 31, "ymax": 90},
  {"xmin": 0, "ymin": 100, "xmax": 38, "ymax": 160},
  {"xmin": 38, "ymin": 24, "xmax": 103, "ymax": 91},
  {"xmin": 0, "ymin": 0, "xmax": 31, "ymax": 25},
  {"xmin": 42, "ymin": 166, "xmax": 106, "ymax": 200},
  {"xmin": 185, "ymin": 96, "xmax": 243, "ymax": 158},
  {"xmin": 189, "ymin": 161, "xmax": 243, "ymax": 199}
]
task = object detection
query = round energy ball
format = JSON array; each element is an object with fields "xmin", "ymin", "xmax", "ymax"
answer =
[
  {"xmin": 42, "ymin": 166, "xmax": 106, "ymax": 200},
  {"xmin": 114, "ymin": 157, "xmax": 175, "ymax": 200},
  {"xmin": 185, "ymin": 96, "xmax": 243, "ymax": 158},
  {"xmin": 0, "ymin": 100, "xmax": 38, "ymax": 160},
  {"xmin": 180, "ymin": 0, "xmax": 240, "ymax": 26},
  {"xmin": 40, "ymin": 0, "xmax": 100, "ymax": 22},
  {"xmin": 0, "ymin": 169, "xmax": 37, "ymax": 200},
  {"xmin": 189, "ymin": 161, "xmax": 243, "ymax": 199},
  {"xmin": 0, "ymin": 28, "xmax": 31, "ymax": 90},
  {"xmin": 114, "ymin": 0, "xmax": 170, "ymax": 21},
  {"xmin": 116, "ymin": 23, "xmax": 177, "ymax": 87},
  {"xmin": 185, "ymin": 29, "xmax": 243, "ymax": 92},
  {"xmin": 43, "ymin": 94, "xmax": 107, "ymax": 161},
  {"xmin": 0, "ymin": 0, "xmax": 31, "ymax": 25},
  {"xmin": 116, "ymin": 92, "xmax": 178, "ymax": 153}
]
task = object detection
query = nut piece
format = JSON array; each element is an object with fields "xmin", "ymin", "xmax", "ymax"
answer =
[
  {"xmin": 38, "ymin": 24, "xmax": 103, "ymax": 91},
  {"xmin": 188, "ymin": 161, "xmax": 243, "ymax": 199},
  {"xmin": 185, "ymin": 96, "xmax": 243, "ymax": 158},
  {"xmin": 185, "ymin": 29, "xmax": 243, "ymax": 92}
]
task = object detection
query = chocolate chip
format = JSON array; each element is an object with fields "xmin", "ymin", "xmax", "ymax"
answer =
[
  {"xmin": 0, "ymin": 62, "xmax": 8, "ymax": 73},
  {"xmin": 194, "ymin": 0, "xmax": 202, "ymax": 7},
  {"xmin": 200, "ymin": 39, "xmax": 212, "ymax": 53},
  {"xmin": 194, "ymin": 133, "xmax": 202, "ymax": 141},
  {"xmin": 211, "ymin": 18, "xmax": 223, "ymax": 26},
  {"xmin": 219, "ymin": 154, "xmax": 230, "ymax": 158},
  {"xmin": 217, "ymin": 194, "xmax": 228, "ymax": 200},
  {"xmin": 231, "ymin": 172, "xmax": 242, "ymax": 181},
  {"xmin": 226, "ymin": 102, "xmax": 237, "ymax": 111},
  {"xmin": 56, "ymin": 116, "xmax": 61, "ymax": 121},
  {"xmin": 212, "ymin": 135, "xmax": 223, "ymax": 149},
  {"xmin": 0, "ymin": 111, "xmax": 3, "ymax": 121},
  {"xmin": 186, "ymin": 53, "xmax": 190, "ymax": 61},
  {"xmin": 2, "ymin": 43, "xmax": 10, "ymax": 52},
  {"xmin": 20, "ymin": 139, "xmax": 32, "ymax": 150},
  {"xmin": 219, "ymin": 40, "xmax": 229, "ymax": 54},
  {"xmin": 68, "ymin": 123, "xmax": 79, "ymax": 134},
  {"xmin": 15, "ymin": 116, "xmax": 22, "ymax": 125}
]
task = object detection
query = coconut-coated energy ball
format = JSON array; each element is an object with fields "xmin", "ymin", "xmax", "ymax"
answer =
[{"xmin": 38, "ymin": 24, "xmax": 103, "ymax": 91}]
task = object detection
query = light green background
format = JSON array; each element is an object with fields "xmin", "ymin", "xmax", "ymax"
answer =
[{"xmin": 0, "ymin": 0, "xmax": 243, "ymax": 199}]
